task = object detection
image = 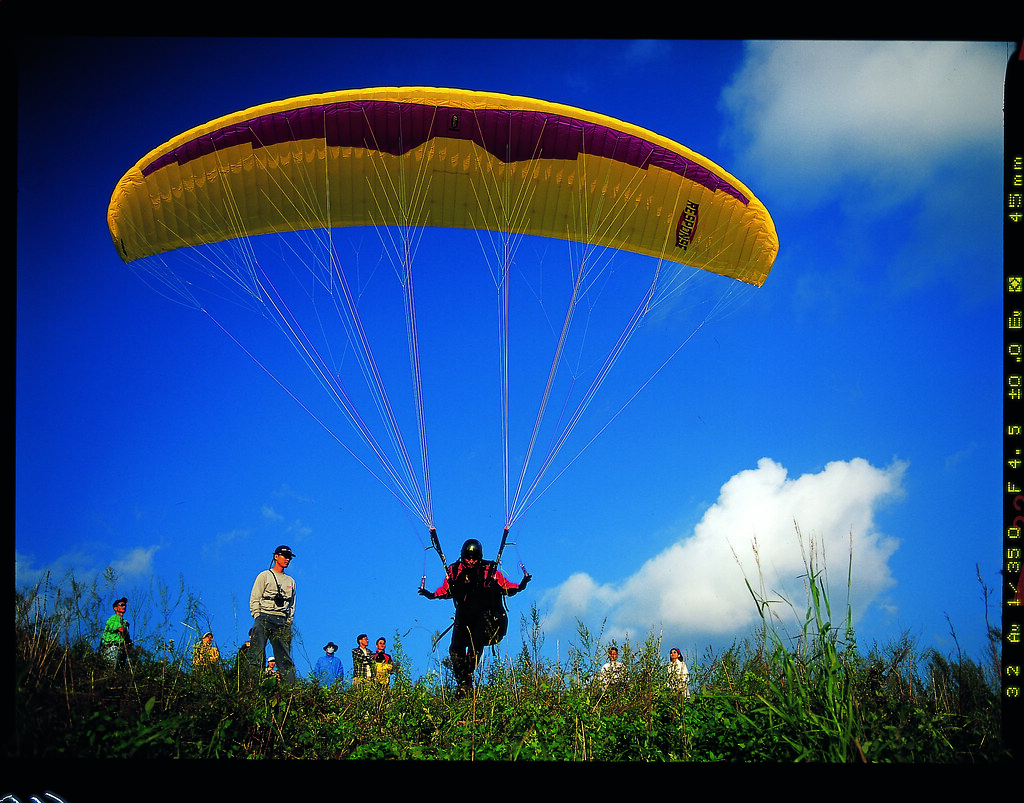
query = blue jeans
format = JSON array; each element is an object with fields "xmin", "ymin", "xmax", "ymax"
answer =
[{"xmin": 249, "ymin": 614, "xmax": 295, "ymax": 683}]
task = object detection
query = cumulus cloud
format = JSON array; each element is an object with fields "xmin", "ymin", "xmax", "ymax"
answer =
[
  {"xmin": 720, "ymin": 41, "xmax": 1005, "ymax": 207},
  {"xmin": 541, "ymin": 457, "xmax": 905, "ymax": 646},
  {"xmin": 718, "ymin": 40, "xmax": 1006, "ymax": 303}
]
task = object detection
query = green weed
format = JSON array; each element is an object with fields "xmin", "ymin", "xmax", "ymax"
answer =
[{"xmin": 11, "ymin": 539, "xmax": 1010, "ymax": 762}]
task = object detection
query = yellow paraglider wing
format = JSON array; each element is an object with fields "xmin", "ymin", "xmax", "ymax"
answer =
[{"xmin": 107, "ymin": 87, "xmax": 777, "ymax": 286}]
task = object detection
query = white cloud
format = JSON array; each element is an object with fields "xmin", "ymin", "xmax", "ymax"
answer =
[
  {"xmin": 542, "ymin": 457, "xmax": 905, "ymax": 646},
  {"xmin": 15, "ymin": 543, "xmax": 161, "ymax": 588},
  {"xmin": 201, "ymin": 527, "xmax": 249, "ymax": 561},
  {"xmin": 109, "ymin": 545, "xmax": 160, "ymax": 577},
  {"xmin": 544, "ymin": 571, "xmax": 620, "ymax": 624},
  {"xmin": 15, "ymin": 550, "xmax": 66, "ymax": 588},
  {"xmin": 261, "ymin": 505, "xmax": 284, "ymax": 521},
  {"xmin": 717, "ymin": 40, "xmax": 1006, "ymax": 304},
  {"xmin": 720, "ymin": 41, "xmax": 1006, "ymax": 208}
]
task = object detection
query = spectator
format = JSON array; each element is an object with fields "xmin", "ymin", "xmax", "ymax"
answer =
[
  {"xmin": 600, "ymin": 647, "xmax": 625, "ymax": 687},
  {"xmin": 100, "ymin": 597, "xmax": 132, "ymax": 668},
  {"xmin": 352, "ymin": 634, "xmax": 373, "ymax": 685},
  {"xmin": 192, "ymin": 631, "xmax": 220, "ymax": 669},
  {"xmin": 314, "ymin": 641, "xmax": 346, "ymax": 686},
  {"xmin": 372, "ymin": 637, "xmax": 394, "ymax": 686},
  {"xmin": 248, "ymin": 545, "xmax": 297, "ymax": 683}
]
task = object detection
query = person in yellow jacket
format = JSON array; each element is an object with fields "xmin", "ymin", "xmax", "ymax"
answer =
[
  {"xmin": 372, "ymin": 637, "xmax": 395, "ymax": 687},
  {"xmin": 192, "ymin": 631, "xmax": 220, "ymax": 669}
]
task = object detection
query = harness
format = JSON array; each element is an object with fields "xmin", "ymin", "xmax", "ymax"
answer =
[
  {"xmin": 260, "ymin": 569, "xmax": 294, "ymax": 619},
  {"xmin": 423, "ymin": 529, "xmax": 524, "ymax": 651},
  {"xmin": 448, "ymin": 561, "xmax": 509, "ymax": 646}
]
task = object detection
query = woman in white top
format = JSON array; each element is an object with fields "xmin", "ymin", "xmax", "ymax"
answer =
[{"xmin": 667, "ymin": 647, "xmax": 690, "ymax": 697}]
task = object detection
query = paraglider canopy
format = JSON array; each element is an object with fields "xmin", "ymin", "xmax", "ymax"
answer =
[
  {"xmin": 107, "ymin": 87, "xmax": 778, "ymax": 534},
  {"xmin": 108, "ymin": 86, "xmax": 776, "ymax": 285}
]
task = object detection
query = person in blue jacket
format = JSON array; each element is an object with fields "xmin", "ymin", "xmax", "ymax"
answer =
[{"xmin": 313, "ymin": 641, "xmax": 345, "ymax": 686}]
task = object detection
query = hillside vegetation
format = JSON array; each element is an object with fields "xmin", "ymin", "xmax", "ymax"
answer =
[{"xmin": 12, "ymin": 554, "xmax": 1010, "ymax": 762}]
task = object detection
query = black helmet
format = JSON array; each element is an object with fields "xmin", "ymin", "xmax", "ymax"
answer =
[{"xmin": 461, "ymin": 539, "xmax": 483, "ymax": 561}]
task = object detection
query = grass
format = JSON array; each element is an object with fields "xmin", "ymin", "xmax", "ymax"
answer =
[{"xmin": 11, "ymin": 535, "xmax": 1012, "ymax": 762}]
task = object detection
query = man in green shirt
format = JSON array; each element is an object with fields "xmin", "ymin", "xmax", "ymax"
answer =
[{"xmin": 100, "ymin": 596, "xmax": 131, "ymax": 668}]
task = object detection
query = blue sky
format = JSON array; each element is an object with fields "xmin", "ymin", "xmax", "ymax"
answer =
[{"xmin": 16, "ymin": 38, "xmax": 1012, "ymax": 683}]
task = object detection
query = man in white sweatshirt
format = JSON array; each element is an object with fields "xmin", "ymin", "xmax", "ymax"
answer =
[{"xmin": 248, "ymin": 544, "xmax": 297, "ymax": 683}]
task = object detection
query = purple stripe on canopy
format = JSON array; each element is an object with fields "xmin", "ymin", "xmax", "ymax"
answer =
[{"xmin": 142, "ymin": 99, "xmax": 749, "ymax": 205}]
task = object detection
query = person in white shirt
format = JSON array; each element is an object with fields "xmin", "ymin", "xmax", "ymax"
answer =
[
  {"xmin": 667, "ymin": 647, "xmax": 691, "ymax": 698},
  {"xmin": 248, "ymin": 544, "xmax": 297, "ymax": 683}
]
